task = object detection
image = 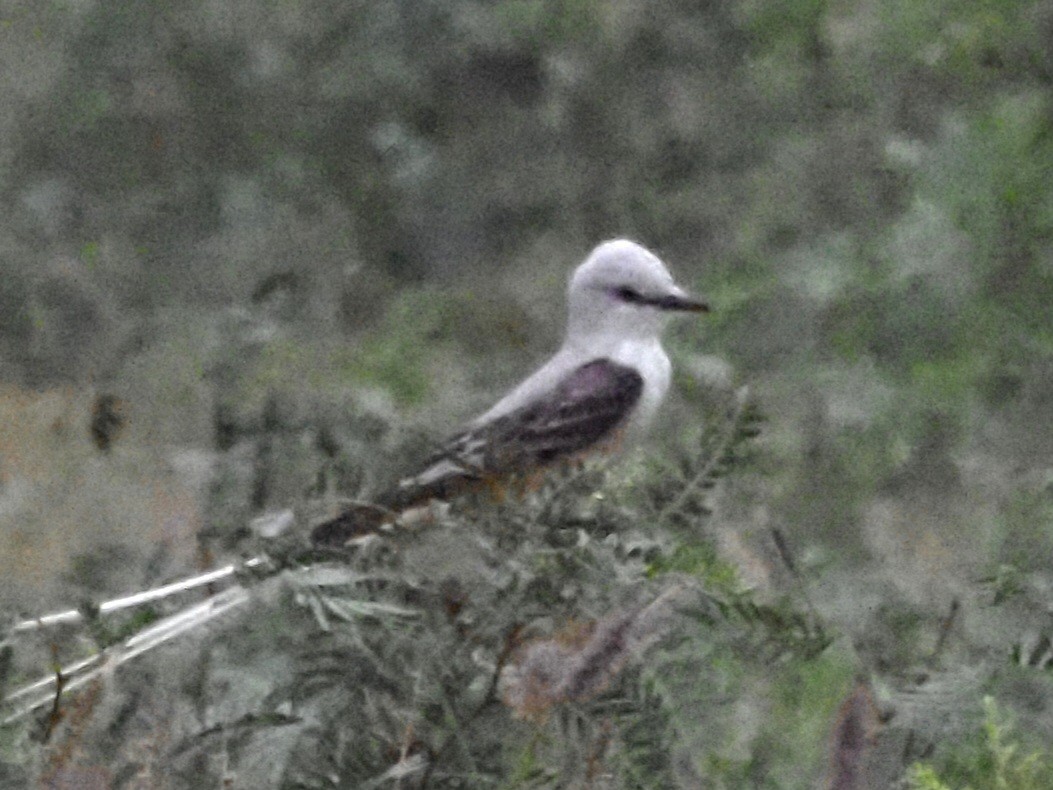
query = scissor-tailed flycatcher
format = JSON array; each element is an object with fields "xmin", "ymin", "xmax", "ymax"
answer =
[{"xmin": 312, "ymin": 239, "xmax": 707, "ymax": 545}]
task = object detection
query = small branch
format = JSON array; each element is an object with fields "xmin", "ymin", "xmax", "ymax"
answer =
[
  {"xmin": 12, "ymin": 557, "xmax": 266, "ymax": 633},
  {"xmin": 421, "ymin": 623, "xmax": 523, "ymax": 788},
  {"xmin": 927, "ymin": 598, "xmax": 960, "ymax": 666},
  {"xmin": 656, "ymin": 387, "xmax": 750, "ymax": 525},
  {"xmin": 2, "ymin": 587, "xmax": 251, "ymax": 725}
]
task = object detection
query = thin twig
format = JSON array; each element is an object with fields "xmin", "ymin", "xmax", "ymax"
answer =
[
  {"xmin": 927, "ymin": 598, "xmax": 960, "ymax": 666},
  {"xmin": 2, "ymin": 587, "xmax": 251, "ymax": 725},
  {"xmin": 655, "ymin": 387, "xmax": 749, "ymax": 524},
  {"xmin": 12, "ymin": 557, "xmax": 265, "ymax": 633}
]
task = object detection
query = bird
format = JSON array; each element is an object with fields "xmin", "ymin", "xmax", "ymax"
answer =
[{"xmin": 311, "ymin": 239, "xmax": 708, "ymax": 546}]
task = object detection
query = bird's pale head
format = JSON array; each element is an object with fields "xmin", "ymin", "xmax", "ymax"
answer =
[{"xmin": 566, "ymin": 239, "xmax": 707, "ymax": 342}]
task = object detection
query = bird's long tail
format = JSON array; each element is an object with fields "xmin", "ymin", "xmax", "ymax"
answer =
[
  {"xmin": 309, "ymin": 501, "xmax": 394, "ymax": 545},
  {"xmin": 309, "ymin": 472, "xmax": 482, "ymax": 546}
]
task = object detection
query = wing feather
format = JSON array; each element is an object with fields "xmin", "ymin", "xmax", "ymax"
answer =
[{"xmin": 386, "ymin": 358, "xmax": 643, "ymax": 508}]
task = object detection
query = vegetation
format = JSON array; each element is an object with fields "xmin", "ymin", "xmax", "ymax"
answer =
[
  {"xmin": 908, "ymin": 697, "xmax": 1053, "ymax": 790},
  {"xmin": 2, "ymin": 0, "xmax": 1053, "ymax": 786}
]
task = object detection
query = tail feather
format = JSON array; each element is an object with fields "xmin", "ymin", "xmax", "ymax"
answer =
[
  {"xmin": 309, "ymin": 473, "xmax": 482, "ymax": 546},
  {"xmin": 309, "ymin": 502, "xmax": 393, "ymax": 546}
]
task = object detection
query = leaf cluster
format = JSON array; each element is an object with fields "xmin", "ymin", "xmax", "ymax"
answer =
[{"xmin": 151, "ymin": 387, "xmax": 830, "ymax": 788}]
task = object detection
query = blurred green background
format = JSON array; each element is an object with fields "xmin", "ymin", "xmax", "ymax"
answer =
[{"xmin": 2, "ymin": 0, "xmax": 1053, "ymax": 785}]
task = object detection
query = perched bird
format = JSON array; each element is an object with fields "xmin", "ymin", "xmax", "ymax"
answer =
[{"xmin": 312, "ymin": 239, "xmax": 708, "ymax": 545}]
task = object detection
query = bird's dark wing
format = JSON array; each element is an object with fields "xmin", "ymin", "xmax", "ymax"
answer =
[
  {"xmin": 311, "ymin": 358, "xmax": 643, "ymax": 545},
  {"xmin": 385, "ymin": 358, "xmax": 644, "ymax": 508}
]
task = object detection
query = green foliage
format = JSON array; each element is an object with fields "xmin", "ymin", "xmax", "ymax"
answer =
[
  {"xmin": 908, "ymin": 696, "xmax": 1053, "ymax": 790},
  {"xmin": 3, "ymin": 0, "xmax": 1053, "ymax": 784},
  {"xmin": 82, "ymin": 388, "xmax": 843, "ymax": 788},
  {"xmin": 650, "ymin": 542, "xmax": 741, "ymax": 592},
  {"xmin": 879, "ymin": 0, "xmax": 1046, "ymax": 84},
  {"xmin": 492, "ymin": 0, "xmax": 597, "ymax": 46},
  {"xmin": 764, "ymin": 652, "xmax": 858, "ymax": 781},
  {"xmin": 910, "ymin": 764, "xmax": 955, "ymax": 790}
]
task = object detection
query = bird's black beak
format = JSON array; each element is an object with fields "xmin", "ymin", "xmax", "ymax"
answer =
[{"xmin": 655, "ymin": 291, "xmax": 709, "ymax": 313}]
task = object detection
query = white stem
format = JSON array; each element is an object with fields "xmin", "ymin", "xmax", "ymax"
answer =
[
  {"xmin": 11, "ymin": 556, "xmax": 265, "ymax": 633},
  {"xmin": 2, "ymin": 586, "xmax": 251, "ymax": 724}
]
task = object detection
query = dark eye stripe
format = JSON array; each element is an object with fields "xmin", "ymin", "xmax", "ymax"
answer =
[{"xmin": 614, "ymin": 286, "xmax": 648, "ymax": 305}]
